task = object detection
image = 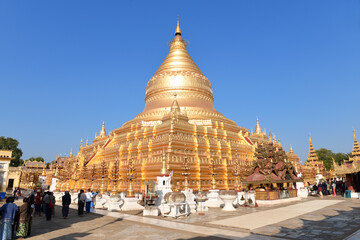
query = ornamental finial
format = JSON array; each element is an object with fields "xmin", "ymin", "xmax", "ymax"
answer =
[
  {"xmin": 175, "ymin": 16, "xmax": 181, "ymax": 36},
  {"xmin": 290, "ymin": 145, "xmax": 293, "ymax": 153},
  {"xmin": 354, "ymin": 128, "xmax": 357, "ymax": 141},
  {"xmin": 99, "ymin": 121, "xmax": 107, "ymax": 137},
  {"xmin": 309, "ymin": 133, "xmax": 312, "ymax": 145}
]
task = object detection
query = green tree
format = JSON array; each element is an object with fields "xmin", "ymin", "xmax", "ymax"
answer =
[
  {"xmin": 0, "ymin": 136, "xmax": 23, "ymax": 166},
  {"xmin": 316, "ymin": 148, "xmax": 333, "ymax": 170},
  {"xmin": 26, "ymin": 157, "xmax": 45, "ymax": 162},
  {"xmin": 315, "ymin": 148, "xmax": 350, "ymax": 170},
  {"xmin": 333, "ymin": 152, "xmax": 349, "ymax": 165}
]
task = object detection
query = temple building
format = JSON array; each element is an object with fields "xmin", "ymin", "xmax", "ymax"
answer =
[
  {"xmin": 54, "ymin": 21, "xmax": 291, "ymax": 193},
  {"xmin": 334, "ymin": 129, "xmax": 360, "ymax": 194}
]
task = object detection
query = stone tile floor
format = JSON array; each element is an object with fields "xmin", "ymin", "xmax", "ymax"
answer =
[{"xmin": 7, "ymin": 195, "xmax": 360, "ymax": 239}]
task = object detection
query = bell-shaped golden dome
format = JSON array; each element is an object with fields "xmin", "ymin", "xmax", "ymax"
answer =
[{"xmin": 137, "ymin": 20, "xmax": 226, "ymax": 122}]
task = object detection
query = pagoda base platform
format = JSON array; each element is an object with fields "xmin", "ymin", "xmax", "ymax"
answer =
[
  {"xmin": 204, "ymin": 190, "xmax": 224, "ymax": 208},
  {"xmin": 107, "ymin": 201, "xmax": 121, "ymax": 211},
  {"xmin": 120, "ymin": 197, "xmax": 144, "ymax": 211}
]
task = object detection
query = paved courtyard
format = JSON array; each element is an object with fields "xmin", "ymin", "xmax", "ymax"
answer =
[{"xmin": 25, "ymin": 196, "xmax": 360, "ymax": 240}]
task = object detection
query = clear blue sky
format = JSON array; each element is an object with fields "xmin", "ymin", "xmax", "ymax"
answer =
[{"xmin": 1, "ymin": 1, "xmax": 359, "ymax": 163}]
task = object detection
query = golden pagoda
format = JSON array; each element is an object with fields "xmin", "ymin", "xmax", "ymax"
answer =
[
  {"xmin": 301, "ymin": 134, "xmax": 326, "ymax": 183},
  {"xmin": 350, "ymin": 129, "xmax": 360, "ymax": 161},
  {"xmin": 55, "ymin": 21, "xmax": 281, "ymax": 192}
]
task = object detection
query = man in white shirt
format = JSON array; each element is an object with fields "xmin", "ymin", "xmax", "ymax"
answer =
[{"xmin": 85, "ymin": 189, "xmax": 93, "ymax": 213}]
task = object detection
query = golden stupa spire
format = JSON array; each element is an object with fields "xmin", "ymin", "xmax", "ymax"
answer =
[
  {"xmin": 69, "ymin": 148, "xmax": 73, "ymax": 157},
  {"xmin": 175, "ymin": 16, "xmax": 181, "ymax": 36},
  {"xmin": 290, "ymin": 145, "xmax": 293, "ymax": 154},
  {"xmin": 86, "ymin": 139, "xmax": 89, "ymax": 146},
  {"xmin": 353, "ymin": 128, "xmax": 357, "ymax": 142},
  {"xmin": 306, "ymin": 133, "xmax": 319, "ymax": 168},
  {"xmin": 99, "ymin": 121, "xmax": 107, "ymax": 138},
  {"xmin": 254, "ymin": 117, "xmax": 263, "ymax": 135},
  {"xmin": 160, "ymin": 147, "xmax": 168, "ymax": 175},
  {"xmin": 80, "ymin": 138, "xmax": 83, "ymax": 150},
  {"xmin": 352, "ymin": 128, "xmax": 360, "ymax": 157},
  {"xmin": 95, "ymin": 132, "xmax": 97, "ymax": 139}
]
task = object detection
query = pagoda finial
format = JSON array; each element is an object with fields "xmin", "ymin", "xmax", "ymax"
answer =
[
  {"xmin": 99, "ymin": 121, "xmax": 107, "ymax": 138},
  {"xmin": 86, "ymin": 139, "xmax": 89, "ymax": 146},
  {"xmin": 70, "ymin": 148, "xmax": 73, "ymax": 157},
  {"xmin": 309, "ymin": 133, "xmax": 312, "ymax": 145},
  {"xmin": 175, "ymin": 16, "xmax": 181, "ymax": 36},
  {"xmin": 354, "ymin": 128, "xmax": 357, "ymax": 142},
  {"xmin": 80, "ymin": 138, "xmax": 83, "ymax": 150},
  {"xmin": 254, "ymin": 117, "xmax": 263, "ymax": 135},
  {"xmin": 290, "ymin": 145, "xmax": 293, "ymax": 153}
]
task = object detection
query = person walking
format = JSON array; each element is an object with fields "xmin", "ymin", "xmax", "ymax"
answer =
[
  {"xmin": 332, "ymin": 181, "xmax": 337, "ymax": 196},
  {"xmin": 78, "ymin": 190, "xmax": 86, "ymax": 217},
  {"xmin": 44, "ymin": 192, "xmax": 52, "ymax": 221},
  {"xmin": 62, "ymin": 191, "xmax": 71, "ymax": 218},
  {"xmin": 0, "ymin": 197, "xmax": 19, "ymax": 240},
  {"xmin": 13, "ymin": 188, "xmax": 18, "ymax": 200},
  {"xmin": 16, "ymin": 198, "xmax": 33, "ymax": 239},
  {"xmin": 50, "ymin": 192, "xmax": 56, "ymax": 217},
  {"xmin": 85, "ymin": 189, "xmax": 93, "ymax": 213},
  {"xmin": 34, "ymin": 192, "xmax": 42, "ymax": 216}
]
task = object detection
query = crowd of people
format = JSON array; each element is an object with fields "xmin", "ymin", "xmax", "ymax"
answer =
[
  {"xmin": 0, "ymin": 196, "xmax": 34, "ymax": 240},
  {"xmin": 308, "ymin": 180, "xmax": 346, "ymax": 197},
  {"xmin": 0, "ymin": 188, "xmax": 96, "ymax": 240}
]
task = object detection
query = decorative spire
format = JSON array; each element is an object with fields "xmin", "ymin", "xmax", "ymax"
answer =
[
  {"xmin": 254, "ymin": 117, "xmax": 263, "ymax": 135},
  {"xmin": 99, "ymin": 121, "xmax": 107, "ymax": 138},
  {"xmin": 354, "ymin": 128, "xmax": 357, "ymax": 142},
  {"xmin": 86, "ymin": 139, "xmax": 89, "ymax": 146},
  {"xmin": 69, "ymin": 148, "xmax": 73, "ymax": 157},
  {"xmin": 306, "ymin": 133, "xmax": 319, "ymax": 169},
  {"xmin": 95, "ymin": 132, "xmax": 97, "ymax": 139},
  {"xmin": 290, "ymin": 145, "xmax": 293, "ymax": 154},
  {"xmin": 171, "ymin": 94, "xmax": 181, "ymax": 116},
  {"xmin": 160, "ymin": 147, "xmax": 168, "ymax": 175},
  {"xmin": 80, "ymin": 138, "xmax": 83, "ymax": 150},
  {"xmin": 352, "ymin": 129, "xmax": 360, "ymax": 157},
  {"xmin": 175, "ymin": 16, "xmax": 181, "ymax": 36}
]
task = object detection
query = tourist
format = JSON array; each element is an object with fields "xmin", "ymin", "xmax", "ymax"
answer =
[
  {"xmin": 0, "ymin": 197, "xmax": 18, "ymax": 240},
  {"xmin": 332, "ymin": 181, "xmax": 337, "ymax": 196},
  {"xmin": 78, "ymin": 190, "xmax": 86, "ymax": 216},
  {"xmin": 29, "ymin": 191, "xmax": 35, "ymax": 205},
  {"xmin": 13, "ymin": 188, "xmax": 18, "ymax": 200},
  {"xmin": 50, "ymin": 192, "xmax": 56, "ymax": 217},
  {"xmin": 318, "ymin": 183, "xmax": 323, "ymax": 198},
  {"xmin": 34, "ymin": 192, "xmax": 42, "ymax": 216},
  {"xmin": 44, "ymin": 192, "xmax": 52, "ymax": 221},
  {"xmin": 62, "ymin": 191, "xmax": 71, "ymax": 218},
  {"xmin": 85, "ymin": 189, "xmax": 93, "ymax": 213},
  {"xmin": 91, "ymin": 191, "xmax": 98, "ymax": 212},
  {"xmin": 16, "ymin": 197, "xmax": 33, "ymax": 239}
]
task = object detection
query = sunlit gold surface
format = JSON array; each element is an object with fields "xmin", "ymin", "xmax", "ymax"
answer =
[{"xmin": 52, "ymin": 21, "xmax": 292, "ymax": 193}]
